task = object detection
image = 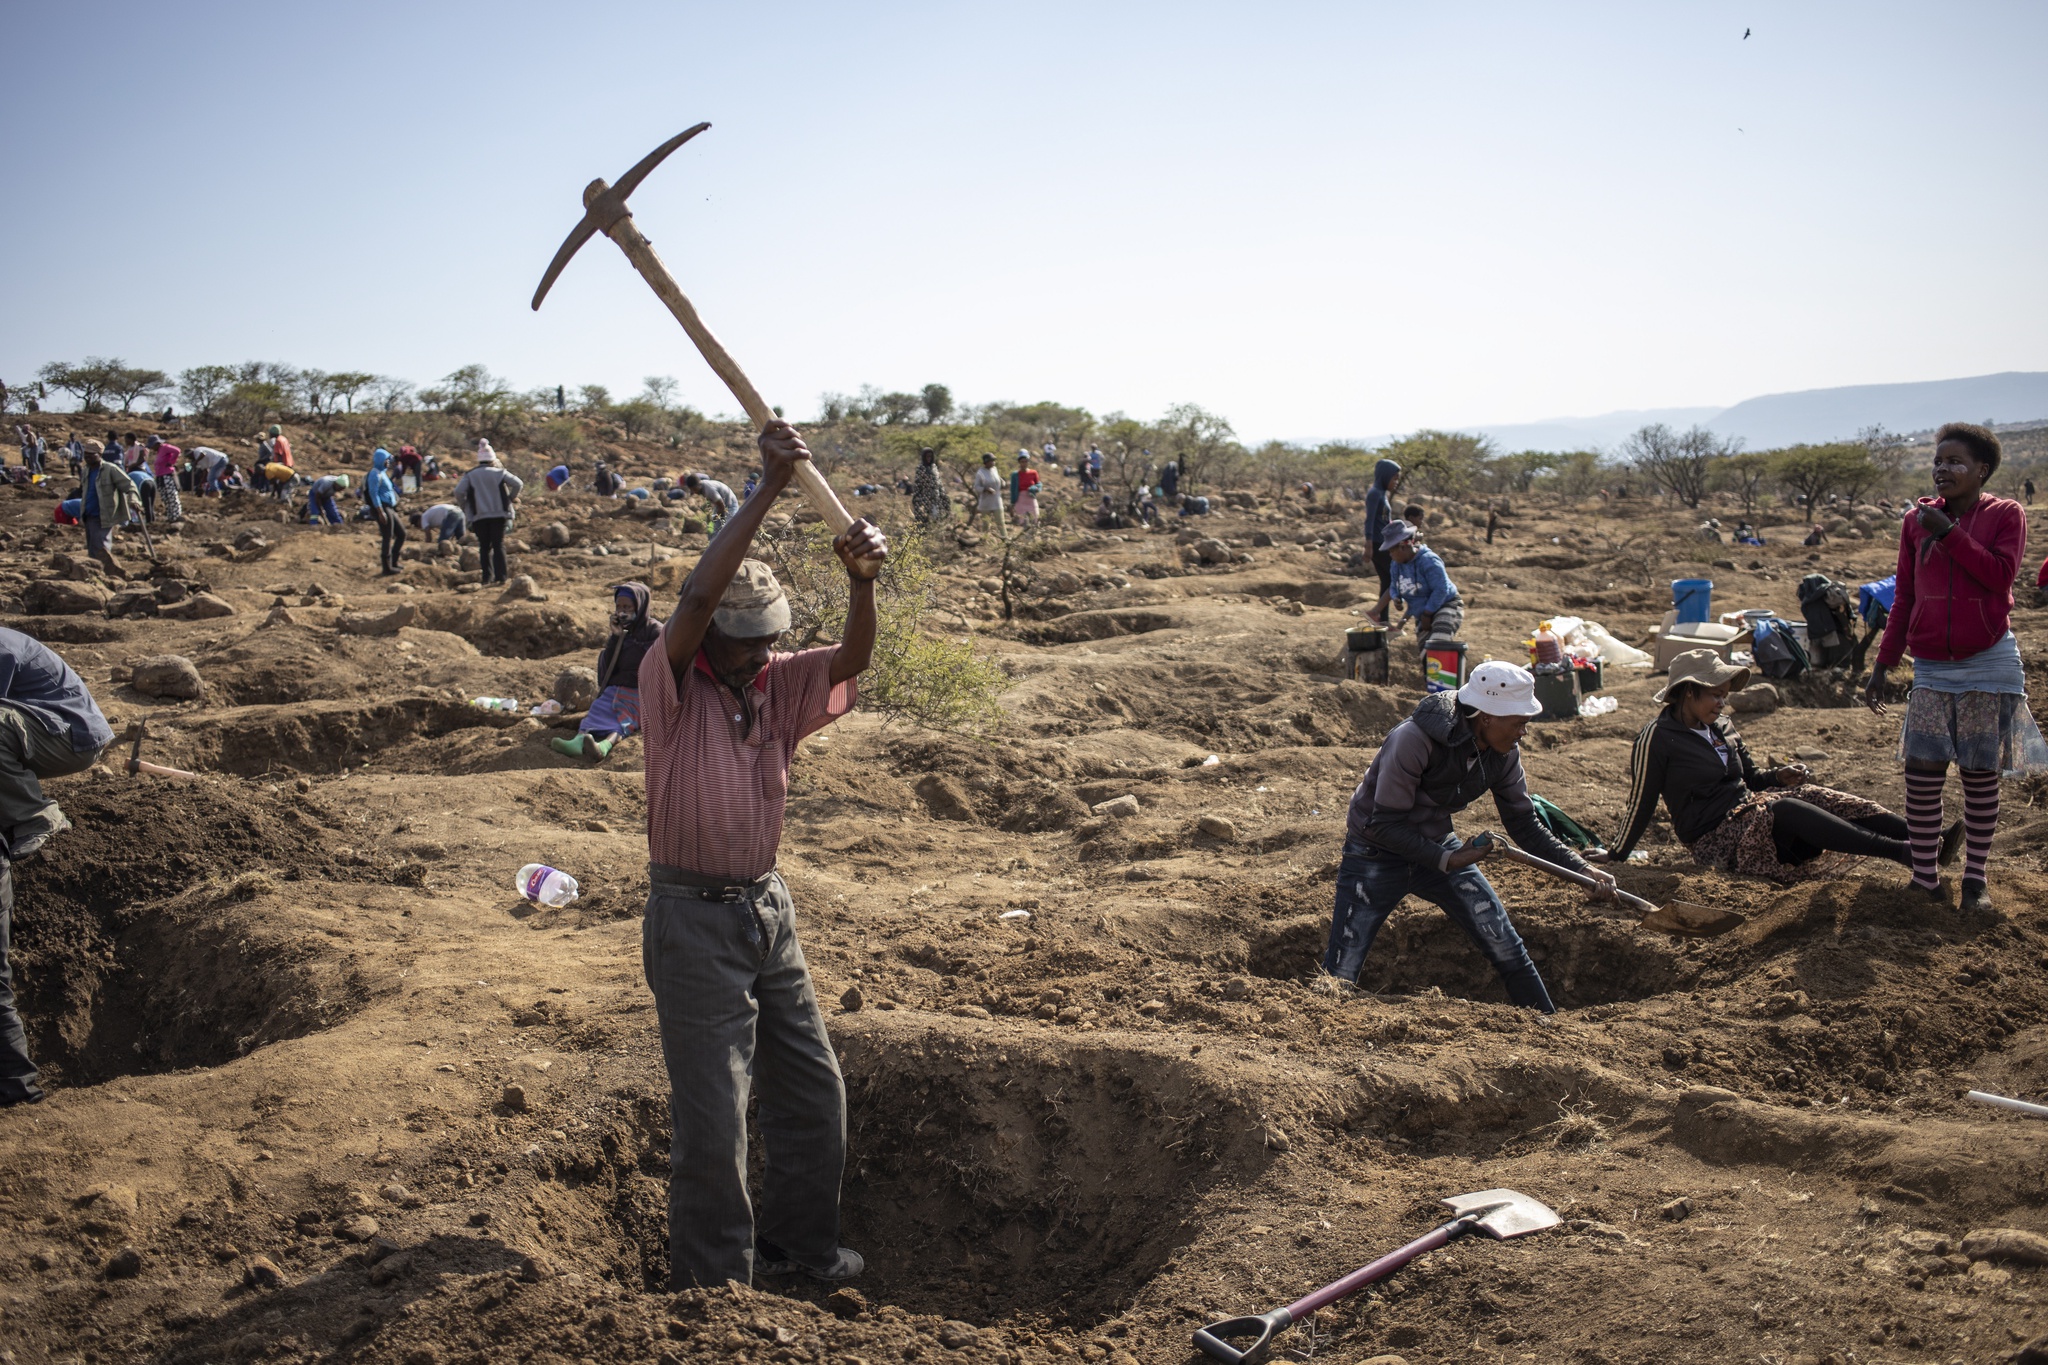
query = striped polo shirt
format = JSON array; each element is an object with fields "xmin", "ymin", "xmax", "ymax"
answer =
[{"xmin": 638, "ymin": 627, "xmax": 854, "ymax": 880}]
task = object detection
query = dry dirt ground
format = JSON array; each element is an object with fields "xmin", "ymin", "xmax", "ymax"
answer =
[{"xmin": 6, "ymin": 447, "xmax": 2048, "ymax": 1365}]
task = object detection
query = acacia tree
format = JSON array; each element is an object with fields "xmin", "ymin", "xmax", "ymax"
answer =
[
  {"xmin": 1718, "ymin": 450, "xmax": 1774, "ymax": 520},
  {"xmin": 107, "ymin": 365, "xmax": 171, "ymax": 413},
  {"xmin": 325, "ymin": 371, "xmax": 377, "ymax": 413},
  {"xmin": 641, "ymin": 375, "xmax": 680, "ymax": 409},
  {"xmin": 1378, "ymin": 429, "xmax": 1495, "ymax": 497},
  {"xmin": 920, "ymin": 383, "xmax": 953, "ymax": 424},
  {"xmin": 38, "ymin": 358, "xmax": 123, "ymax": 412},
  {"xmin": 1621, "ymin": 423, "xmax": 1733, "ymax": 508},
  {"xmin": 1773, "ymin": 442, "xmax": 1879, "ymax": 514},
  {"xmin": 1159, "ymin": 402, "xmax": 1237, "ymax": 492},
  {"xmin": 177, "ymin": 365, "xmax": 237, "ymax": 418}
]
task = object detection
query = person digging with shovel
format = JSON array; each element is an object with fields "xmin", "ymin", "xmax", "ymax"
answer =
[
  {"xmin": 638, "ymin": 419, "xmax": 886, "ymax": 1290},
  {"xmin": 1327, "ymin": 661, "xmax": 1616, "ymax": 1012}
]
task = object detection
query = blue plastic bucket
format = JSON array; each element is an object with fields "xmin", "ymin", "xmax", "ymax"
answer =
[{"xmin": 1672, "ymin": 578, "xmax": 1713, "ymax": 624}]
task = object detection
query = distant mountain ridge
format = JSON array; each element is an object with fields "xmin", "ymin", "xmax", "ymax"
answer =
[{"xmin": 1450, "ymin": 370, "xmax": 2048, "ymax": 453}]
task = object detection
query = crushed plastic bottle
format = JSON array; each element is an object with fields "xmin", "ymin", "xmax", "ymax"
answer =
[
  {"xmin": 472, "ymin": 697, "xmax": 519, "ymax": 713},
  {"xmin": 516, "ymin": 863, "xmax": 580, "ymax": 907},
  {"xmin": 530, "ymin": 699, "xmax": 563, "ymax": 717}
]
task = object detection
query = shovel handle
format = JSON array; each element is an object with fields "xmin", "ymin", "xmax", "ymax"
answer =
[
  {"xmin": 1194, "ymin": 1219, "xmax": 1477, "ymax": 1364},
  {"xmin": 1473, "ymin": 835, "xmax": 1657, "ymax": 918}
]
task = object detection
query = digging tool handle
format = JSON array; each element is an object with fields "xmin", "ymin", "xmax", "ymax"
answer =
[
  {"xmin": 1473, "ymin": 835, "xmax": 1659, "ymax": 918},
  {"xmin": 1968, "ymin": 1089, "xmax": 2048, "ymax": 1120},
  {"xmin": 603, "ymin": 211, "xmax": 855, "ymax": 536},
  {"xmin": 127, "ymin": 757, "xmax": 197, "ymax": 780},
  {"xmin": 1289, "ymin": 1215, "xmax": 1474, "ymax": 1318}
]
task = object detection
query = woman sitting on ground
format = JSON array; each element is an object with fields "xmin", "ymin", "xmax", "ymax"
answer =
[
  {"xmin": 551, "ymin": 583, "xmax": 659, "ymax": 761},
  {"xmin": 1605, "ymin": 649, "xmax": 1959, "ymax": 882}
]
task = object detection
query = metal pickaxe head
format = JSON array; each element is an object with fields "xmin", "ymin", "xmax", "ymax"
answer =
[
  {"xmin": 530, "ymin": 123, "xmax": 711, "ymax": 311},
  {"xmin": 1440, "ymin": 1188, "xmax": 1560, "ymax": 1239}
]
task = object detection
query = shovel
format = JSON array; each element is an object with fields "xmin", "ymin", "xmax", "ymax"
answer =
[
  {"xmin": 1471, "ymin": 832, "xmax": 1743, "ymax": 937},
  {"xmin": 1194, "ymin": 1188, "xmax": 1560, "ymax": 1364}
]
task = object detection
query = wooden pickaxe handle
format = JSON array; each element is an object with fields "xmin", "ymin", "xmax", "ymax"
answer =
[
  {"xmin": 128, "ymin": 757, "xmax": 197, "ymax": 780},
  {"xmin": 603, "ymin": 211, "xmax": 855, "ymax": 536}
]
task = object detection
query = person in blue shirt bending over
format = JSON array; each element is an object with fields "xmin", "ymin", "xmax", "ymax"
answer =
[{"xmin": 1382, "ymin": 519, "xmax": 1463, "ymax": 651}]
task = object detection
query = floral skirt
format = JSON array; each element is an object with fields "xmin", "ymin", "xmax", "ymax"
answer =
[
  {"xmin": 1898, "ymin": 687, "xmax": 2048, "ymax": 775},
  {"xmin": 1686, "ymin": 783, "xmax": 1891, "ymax": 884}
]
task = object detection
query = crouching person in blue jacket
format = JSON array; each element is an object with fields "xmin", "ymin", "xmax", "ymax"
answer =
[{"xmin": 1324, "ymin": 662, "xmax": 1616, "ymax": 1012}]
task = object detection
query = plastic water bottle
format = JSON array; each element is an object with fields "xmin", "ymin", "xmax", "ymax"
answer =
[
  {"xmin": 516, "ymin": 864, "xmax": 580, "ymax": 907},
  {"xmin": 472, "ymin": 696, "xmax": 518, "ymax": 713}
]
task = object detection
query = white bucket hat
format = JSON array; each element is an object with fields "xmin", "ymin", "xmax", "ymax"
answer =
[{"xmin": 1457, "ymin": 660, "xmax": 1542, "ymax": 717}]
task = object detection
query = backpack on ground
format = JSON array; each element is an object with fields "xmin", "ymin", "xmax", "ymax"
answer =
[
  {"xmin": 1751, "ymin": 617, "xmax": 1812, "ymax": 680},
  {"xmin": 1528, "ymin": 793, "xmax": 1607, "ymax": 854}
]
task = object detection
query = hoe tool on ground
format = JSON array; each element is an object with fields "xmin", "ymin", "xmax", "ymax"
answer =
[
  {"xmin": 1194, "ymin": 1188, "xmax": 1559, "ymax": 1364},
  {"xmin": 531, "ymin": 124, "xmax": 855, "ymax": 536},
  {"xmin": 1471, "ymin": 832, "xmax": 1744, "ymax": 937}
]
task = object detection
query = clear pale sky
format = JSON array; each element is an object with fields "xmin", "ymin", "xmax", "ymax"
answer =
[{"xmin": 6, "ymin": 1, "xmax": 2043, "ymax": 441}]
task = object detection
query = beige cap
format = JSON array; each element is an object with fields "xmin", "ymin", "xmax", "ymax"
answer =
[
  {"xmin": 713, "ymin": 559, "xmax": 791, "ymax": 638},
  {"xmin": 1654, "ymin": 648, "xmax": 1751, "ymax": 703}
]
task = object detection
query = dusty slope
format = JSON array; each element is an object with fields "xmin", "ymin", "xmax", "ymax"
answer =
[{"xmin": 3, "ymin": 455, "xmax": 2048, "ymax": 1365}]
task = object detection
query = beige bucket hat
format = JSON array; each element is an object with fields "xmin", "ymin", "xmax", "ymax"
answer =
[
  {"xmin": 713, "ymin": 559, "xmax": 792, "ymax": 638},
  {"xmin": 1654, "ymin": 648, "xmax": 1751, "ymax": 703}
]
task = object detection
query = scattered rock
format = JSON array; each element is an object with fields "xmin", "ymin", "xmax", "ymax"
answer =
[
  {"xmin": 537, "ymin": 522, "xmax": 573, "ymax": 549},
  {"xmin": 553, "ymin": 666, "xmax": 599, "ymax": 710},
  {"xmin": 949, "ymin": 1004, "xmax": 992, "ymax": 1020},
  {"xmin": 459, "ymin": 547, "xmax": 482, "ymax": 572},
  {"xmin": 1961, "ymin": 1227, "xmax": 2048, "ymax": 1265},
  {"xmin": 23, "ymin": 579, "xmax": 110, "ymax": 615},
  {"xmin": 1138, "ymin": 999, "xmax": 1166, "ymax": 1015},
  {"xmin": 1360, "ymin": 1357, "xmax": 1411, "ymax": 1365},
  {"xmin": 337, "ymin": 603, "xmax": 418, "ymax": 636},
  {"xmin": 1658, "ymin": 1196, "xmax": 1693, "ymax": 1221},
  {"xmin": 1264, "ymin": 1128, "xmax": 1291, "ymax": 1153},
  {"xmin": 1250, "ymin": 531, "xmax": 1274, "ymax": 546},
  {"xmin": 938, "ymin": 1322, "xmax": 981, "ymax": 1350},
  {"xmin": 1896, "ymin": 1230, "xmax": 1951, "ymax": 1255},
  {"xmin": 103, "ymin": 1245, "xmax": 143, "ymax": 1279},
  {"xmin": 335, "ymin": 1214, "xmax": 381, "ymax": 1242},
  {"xmin": 243, "ymin": 1254, "xmax": 287, "ymax": 1289},
  {"xmin": 499, "ymin": 574, "xmax": 547, "ymax": 602},
  {"xmin": 1711, "ymin": 558, "xmax": 1736, "ymax": 570},
  {"xmin": 1194, "ymin": 537, "xmax": 1232, "ymax": 565},
  {"xmin": 1728, "ymin": 681, "xmax": 1779, "ymax": 715},
  {"xmin": 1197, "ymin": 814, "xmax": 1237, "ymax": 840},
  {"xmin": 501, "ymin": 1084, "xmax": 528, "ymax": 1112},
  {"xmin": 1794, "ymin": 747, "xmax": 1827, "ymax": 760},
  {"xmin": 914, "ymin": 773, "xmax": 978, "ymax": 822},
  {"xmin": 518, "ymin": 1253, "xmax": 553, "ymax": 1282},
  {"xmin": 825, "ymin": 1287, "xmax": 868, "ymax": 1319},
  {"xmin": 839, "ymin": 986, "xmax": 864, "ymax": 1012},
  {"xmin": 159, "ymin": 591, "xmax": 234, "ymax": 620},
  {"xmin": 81, "ymin": 1183, "xmax": 139, "ymax": 1218},
  {"xmin": 1221, "ymin": 978, "xmax": 1253, "ymax": 1001},
  {"xmin": 1091, "ymin": 794, "xmax": 1141, "ymax": 818},
  {"xmin": 1050, "ymin": 570, "xmax": 1083, "ymax": 595}
]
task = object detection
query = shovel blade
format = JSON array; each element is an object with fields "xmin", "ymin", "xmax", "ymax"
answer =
[
  {"xmin": 1440, "ymin": 1188, "xmax": 1561, "ymax": 1239},
  {"xmin": 1638, "ymin": 900, "xmax": 1745, "ymax": 937}
]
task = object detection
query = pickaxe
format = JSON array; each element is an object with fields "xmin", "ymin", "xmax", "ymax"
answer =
[
  {"xmin": 124, "ymin": 721, "xmax": 197, "ymax": 780},
  {"xmin": 531, "ymin": 125, "xmax": 854, "ymax": 535}
]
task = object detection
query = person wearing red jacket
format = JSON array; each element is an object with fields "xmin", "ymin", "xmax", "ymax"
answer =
[{"xmin": 1864, "ymin": 422, "xmax": 2048, "ymax": 911}]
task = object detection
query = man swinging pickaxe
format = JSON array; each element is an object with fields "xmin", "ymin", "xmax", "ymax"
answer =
[
  {"xmin": 531, "ymin": 128, "xmax": 886, "ymax": 1292},
  {"xmin": 531, "ymin": 123, "xmax": 861, "ymax": 538}
]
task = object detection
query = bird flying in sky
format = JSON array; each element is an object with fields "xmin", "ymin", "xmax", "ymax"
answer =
[{"xmin": 1743, "ymin": 27, "xmax": 1751, "ymax": 38}]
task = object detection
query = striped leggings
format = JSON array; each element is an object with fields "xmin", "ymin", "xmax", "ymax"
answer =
[{"xmin": 1903, "ymin": 765, "xmax": 1997, "ymax": 890}]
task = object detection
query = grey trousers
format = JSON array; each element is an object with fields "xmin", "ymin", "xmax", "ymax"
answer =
[
  {"xmin": 642, "ymin": 869, "xmax": 846, "ymax": 1290},
  {"xmin": 0, "ymin": 707, "xmax": 100, "ymax": 844}
]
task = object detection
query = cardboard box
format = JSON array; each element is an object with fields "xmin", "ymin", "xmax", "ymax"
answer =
[{"xmin": 1654, "ymin": 610, "xmax": 1751, "ymax": 671}]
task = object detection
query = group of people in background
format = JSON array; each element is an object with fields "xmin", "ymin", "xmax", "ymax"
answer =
[{"xmin": 1327, "ymin": 421, "xmax": 2040, "ymax": 1015}]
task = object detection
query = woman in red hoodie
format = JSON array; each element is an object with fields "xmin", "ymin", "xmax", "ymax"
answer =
[{"xmin": 1864, "ymin": 422, "xmax": 2048, "ymax": 910}]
